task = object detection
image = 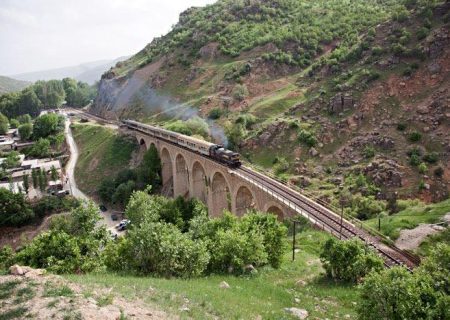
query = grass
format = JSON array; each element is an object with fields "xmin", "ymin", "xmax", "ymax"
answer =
[
  {"xmin": 364, "ymin": 199, "xmax": 450, "ymax": 240},
  {"xmin": 43, "ymin": 282, "xmax": 74, "ymax": 298},
  {"xmin": 0, "ymin": 306, "xmax": 28, "ymax": 320},
  {"xmin": 13, "ymin": 286, "xmax": 35, "ymax": 304},
  {"xmin": 66, "ymin": 229, "xmax": 360, "ymax": 319},
  {"xmin": 97, "ymin": 293, "xmax": 114, "ymax": 307},
  {"xmin": 71, "ymin": 123, "xmax": 137, "ymax": 195},
  {"xmin": 418, "ymin": 228, "xmax": 450, "ymax": 257},
  {"xmin": 0, "ymin": 280, "xmax": 20, "ymax": 300}
]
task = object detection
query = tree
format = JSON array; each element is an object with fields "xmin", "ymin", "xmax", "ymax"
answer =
[
  {"xmin": 32, "ymin": 113, "xmax": 64, "ymax": 139},
  {"xmin": 29, "ymin": 138, "xmax": 51, "ymax": 158},
  {"xmin": 138, "ymin": 144, "xmax": 161, "ymax": 188},
  {"xmin": 0, "ymin": 188, "xmax": 34, "ymax": 226},
  {"xmin": 50, "ymin": 165, "xmax": 58, "ymax": 181},
  {"xmin": 1, "ymin": 151, "xmax": 20, "ymax": 169},
  {"xmin": 320, "ymin": 238, "xmax": 384, "ymax": 282},
  {"xmin": 31, "ymin": 168, "xmax": 38, "ymax": 188},
  {"xmin": 16, "ymin": 88, "xmax": 42, "ymax": 117},
  {"xmin": 18, "ymin": 123, "xmax": 33, "ymax": 140},
  {"xmin": 17, "ymin": 114, "xmax": 31, "ymax": 124},
  {"xmin": 9, "ymin": 119, "xmax": 19, "ymax": 128},
  {"xmin": 112, "ymin": 180, "xmax": 136, "ymax": 206},
  {"xmin": 23, "ymin": 173, "xmax": 30, "ymax": 194},
  {"xmin": 0, "ymin": 112, "xmax": 8, "ymax": 135}
]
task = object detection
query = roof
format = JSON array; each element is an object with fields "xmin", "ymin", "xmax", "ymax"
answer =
[{"xmin": 0, "ymin": 181, "xmax": 24, "ymax": 193}]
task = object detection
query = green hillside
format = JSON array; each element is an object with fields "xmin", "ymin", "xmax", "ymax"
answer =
[{"xmin": 0, "ymin": 75, "xmax": 30, "ymax": 94}]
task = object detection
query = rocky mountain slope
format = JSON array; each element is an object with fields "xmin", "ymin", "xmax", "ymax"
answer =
[
  {"xmin": 91, "ymin": 0, "xmax": 450, "ymax": 208},
  {"xmin": 0, "ymin": 75, "xmax": 30, "ymax": 94}
]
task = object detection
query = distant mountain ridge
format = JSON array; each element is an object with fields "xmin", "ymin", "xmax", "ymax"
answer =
[
  {"xmin": 0, "ymin": 75, "xmax": 31, "ymax": 94},
  {"xmin": 10, "ymin": 56, "xmax": 130, "ymax": 84}
]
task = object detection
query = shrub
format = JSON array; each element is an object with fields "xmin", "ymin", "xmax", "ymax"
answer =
[
  {"xmin": 28, "ymin": 138, "xmax": 51, "ymax": 158},
  {"xmin": 363, "ymin": 145, "xmax": 375, "ymax": 159},
  {"xmin": 418, "ymin": 162, "xmax": 428, "ymax": 174},
  {"xmin": 320, "ymin": 238, "xmax": 383, "ymax": 283},
  {"xmin": 32, "ymin": 113, "xmax": 64, "ymax": 139},
  {"xmin": 409, "ymin": 154, "xmax": 421, "ymax": 166},
  {"xmin": 396, "ymin": 123, "xmax": 407, "ymax": 131},
  {"xmin": 208, "ymin": 108, "xmax": 223, "ymax": 120},
  {"xmin": 273, "ymin": 157, "xmax": 289, "ymax": 175},
  {"xmin": 408, "ymin": 131, "xmax": 422, "ymax": 142},
  {"xmin": 232, "ymin": 84, "xmax": 249, "ymax": 101},
  {"xmin": 0, "ymin": 188, "xmax": 34, "ymax": 227},
  {"xmin": 9, "ymin": 119, "xmax": 19, "ymax": 129},
  {"xmin": 298, "ymin": 129, "xmax": 317, "ymax": 147},
  {"xmin": 18, "ymin": 123, "xmax": 33, "ymax": 140},
  {"xmin": 371, "ymin": 46, "xmax": 384, "ymax": 56},
  {"xmin": 0, "ymin": 113, "xmax": 8, "ymax": 135},
  {"xmin": 240, "ymin": 212, "xmax": 287, "ymax": 268},
  {"xmin": 235, "ymin": 114, "xmax": 257, "ymax": 129},
  {"xmin": 417, "ymin": 27, "xmax": 429, "ymax": 40},
  {"xmin": 0, "ymin": 245, "xmax": 15, "ymax": 270},
  {"xmin": 121, "ymin": 221, "xmax": 210, "ymax": 277},
  {"xmin": 423, "ymin": 152, "xmax": 438, "ymax": 164}
]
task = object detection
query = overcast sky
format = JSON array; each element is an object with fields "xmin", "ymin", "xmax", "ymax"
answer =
[{"xmin": 0, "ymin": 0, "xmax": 216, "ymax": 76}]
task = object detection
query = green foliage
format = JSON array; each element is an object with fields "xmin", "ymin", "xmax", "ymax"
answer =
[
  {"xmin": 298, "ymin": 129, "xmax": 317, "ymax": 147},
  {"xmin": 235, "ymin": 113, "xmax": 257, "ymax": 129},
  {"xmin": 0, "ymin": 112, "xmax": 8, "ymax": 135},
  {"xmin": 18, "ymin": 123, "xmax": 32, "ymax": 140},
  {"xmin": 408, "ymin": 131, "xmax": 422, "ymax": 142},
  {"xmin": 232, "ymin": 84, "xmax": 249, "ymax": 101},
  {"xmin": 165, "ymin": 116, "xmax": 209, "ymax": 138},
  {"xmin": 112, "ymin": 180, "xmax": 136, "ymax": 206},
  {"xmin": 1, "ymin": 151, "xmax": 20, "ymax": 169},
  {"xmin": 8, "ymin": 119, "xmax": 19, "ymax": 129},
  {"xmin": 226, "ymin": 122, "xmax": 246, "ymax": 150},
  {"xmin": 17, "ymin": 114, "xmax": 31, "ymax": 124},
  {"xmin": 33, "ymin": 196, "xmax": 79, "ymax": 219},
  {"xmin": 396, "ymin": 122, "xmax": 407, "ymax": 131},
  {"xmin": 16, "ymin": 201, "xmax": 108, "ymax": 274},
  {"xmin": 111, "ymin": 221, "xmax": 210, "ymax": 277},
  {"xmin": 362, "ymin": 145, "xmax": 375, "ymax": 159},
  {"xmin": 349, "ymin": 195, "xmax": 386, "ymax": 220},
  {"xmin": 28, "ymin": 138, "xmax": 51, "ymax": 158},
  {"xmin": 417, "ymin": 27, "xmax": 429, "ymax": 40},
  {"xmin": 62, "ymin": 78, "xmax": 96, "ymax": 107},
  {"xmin": 0, "ymin": 188, "xmax": 34, "ymax": 227},
  {"xmin": 32, "ymin": 113, "xmax": 64, "ymax": 139},
  {"xmin": 320, "ymin": 238, "xmax": 384, "ymax": 283},
  {"xmin": 358, "ymin": 245, "xmax": 450, "ymax": 320},
  {"xmin": 208, "ymin": 108, "xmax": 223, "ymax": 120},
  {"xmin": 418, "ymin": 162, "xmax": 427, "ymax": 174},
  {"xmin": 273, "ymin": 157, "xmax": 289, "ymax": 175},
  {"xmin": 0, "ymin": 245, "xmax": 15, "ymax": 270},
  {"xmin": 423, "ymin": 152, "xmax": 438, "ymax": 164}
]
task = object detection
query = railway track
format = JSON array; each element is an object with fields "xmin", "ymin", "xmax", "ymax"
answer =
[{"xmin": 237, "ymin": 166, "xmax": 420, "ymax": 270}]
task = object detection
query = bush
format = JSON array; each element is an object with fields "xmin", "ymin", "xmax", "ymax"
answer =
[
  {"xmin": 408, "ymin": 131, "xmax": 422, "ymax": 142},
  {"xmin": 0, "ymin": 245, "xmax": 15, "ymax": 270},
  {"xmin": 320, "ymin": 238, "xmax": 383, "ymax": 283},
  {"xmin": 18, "ymin": 123, "xmax": 33, "ymax": 140},
  {"xmin": 298, "ymin": 129, "xmax": 317, "ymax": 147},
  {"xmin": 363, "ymin": 145, "xmax": 375, "ymax": 159},
  {"xmin": 0, "ymin": 112, "xmax": 8, "ymax": 135},
  {"xmin": 273, "ymin": 157, "xmax": 289, "ymax": 175},
  {"xmin": 9, "ymin": 119, "xmax": 19, "ymax": 129},
  {"xmin": 32, "ymin": 113, "xmax": 64, "ymax": 139},
  {"xmin": 232, "ymin": 84, "xmax": 249, "ymax": 101},
  {"xmin": 235, "ymin": 114, "xmax": 257, "ymax": 129},
  {"xmin": 116, "ymin": 221, "xmax": 210, "ymax": 277},
  {"xmin": 28, "ymin": 138, "xmax": 51, "ymax": 158},
  {"xmin": 396, "ymin": 123, "xmax": 407, "ymax": 131},
  {"xmin": 208, "ymin": 108, "xmax": 223, "ymax": 120},
  {"xmin": 418, "ymin": 162, "xmax": 427, "ymax": 174},
  {"xmin": 240, "ymin": 212, "xmax": 287, "ymax": 268},
  {"xmin": 434, "ymin": 167, "xmax": 444, "ymax": 177},
  {"xmin": 358, "ymin": 245, "xmax": 450, "ymax": 320},
  {"xmin": 417, "ymin": 27, "xmax": 429, "ymax": 40},
  {"xmin": 0, "ymin": 188, "xmax": 34, "ymax": 227},
  {"xmin": 423, "ymin": 152, "xmax": 438, "ymax": 164}
]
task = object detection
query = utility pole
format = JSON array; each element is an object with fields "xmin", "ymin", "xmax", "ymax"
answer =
[{"xmin": 292, "ymin": 220, "xmax": 297, "ymax": 261}]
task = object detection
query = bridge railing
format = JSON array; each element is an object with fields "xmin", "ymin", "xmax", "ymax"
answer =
[{"xmin": 242, "ymin": 162, "xmax": 400, "ymax": 246}]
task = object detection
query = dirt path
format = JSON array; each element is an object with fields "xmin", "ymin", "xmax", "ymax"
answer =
[{"xmin": 395, "ymin": 213, "xmax": 450, "ymax": 251}]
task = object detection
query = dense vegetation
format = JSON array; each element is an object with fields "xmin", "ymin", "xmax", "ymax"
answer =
[
  {"xmin": 98, "ymin": 144, "xmax": 161, "ymax": 207},
  {"xmin": 0, "ymin": 78, "xmax": 95, "ymax": 118},
  {"xmin": 0, "ymin": 75, "xmax": 30, "ymax": 94},
  {"xmin": 117, "ymin": 0, "xmax": 432, "ymax": 75}
]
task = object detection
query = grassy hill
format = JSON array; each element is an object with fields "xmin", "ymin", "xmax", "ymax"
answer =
[
  {"xmin": 0, "ymin": 75, "xmax": 30, "ymax": 94},
  {"xmin": 71, "ymin": 122, "xmax": 137, "ymax": 196}
]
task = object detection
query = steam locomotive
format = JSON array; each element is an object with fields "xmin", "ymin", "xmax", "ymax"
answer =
[{"xmin": 122, "ymin": 120, "xmax": 242, "ymax": 168}]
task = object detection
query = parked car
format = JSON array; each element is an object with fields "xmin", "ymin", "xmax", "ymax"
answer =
[
  {"xmin": 111, "ymin": 214, "xmax": 118, "ymax": 221},
  {"xmin": 115, "ymin": 219, "xmax": 130, "ymax": 231}
]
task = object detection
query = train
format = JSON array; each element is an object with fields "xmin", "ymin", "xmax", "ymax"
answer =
[{"xmin": 122, "ymin": 119, "xmax": 242, "ymax": 168}]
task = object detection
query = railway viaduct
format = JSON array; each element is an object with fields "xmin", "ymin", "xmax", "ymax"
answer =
[
  {"xmin": 120, "ymin": 122, "xmax": 419, "ymax": 270},
  {"xmin": 132, "ymin": 131, "xmax": 290, "ymax": 219}
]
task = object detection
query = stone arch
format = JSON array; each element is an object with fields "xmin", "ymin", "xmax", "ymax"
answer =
[
  {"xmin": 160, "ymin": 147, "xmax": 173, "ymax": 197},
  {"xmin": 191, "ymin": 161, "xmax": 207, "ymax": 204},
  {"xmin": 210, "ymin": 171, "xmax": 231, "ymax": 217},
  {"xmin": 234, "ymin": 184, "xmax": 256, "ymax": 217},
  {"xmin": 139, "ymin": 138, "xmax": 147, "ymax": 149},
  {"xmin": 264, "ymin": 203, "xmax": 285, "ymax": 221},
  {"xmin": 174, "ymin": 153, "xmax": 189, "ymax": 198}
]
